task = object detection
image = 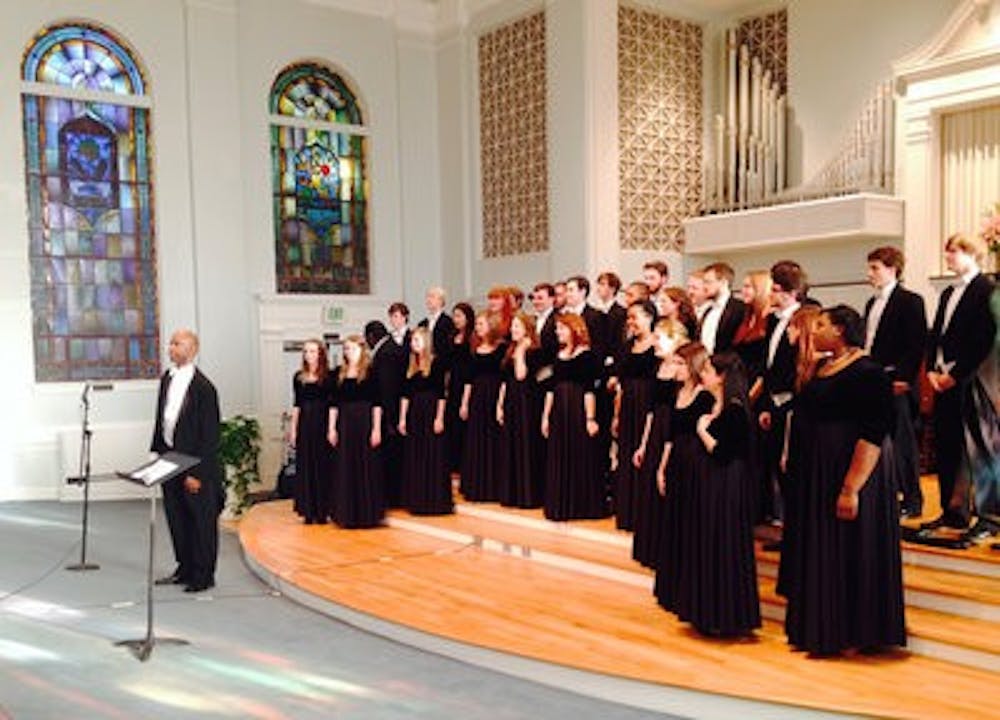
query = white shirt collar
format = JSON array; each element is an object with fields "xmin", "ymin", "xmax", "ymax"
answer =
[
  {"xmin": 777, "ymin": 301, "xmax": 800, "ymax": 321},
  {"xmin": 714, "ymin": 287, "xmax": 731, "ymax": 309},
  {"xmin": 566, "ymin": 303, "xmax": 586, "ymax": 315},
  {"xmin": 169, "ymin": 362, "xmax": 195, "ymax": 379},
  {"xmin": 876, "ymin": 279, "xmax": 897, "ymax": 300},
  {"xmin": 958, "ymin": 266, "xmax": 979, "ymax": 286}
]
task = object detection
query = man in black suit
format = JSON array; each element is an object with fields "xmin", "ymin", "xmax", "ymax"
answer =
[
  {"xmin": 387, "ymin": 302, "xmax": 412, "ymax": 349},
  {"xmin": 417, "ymin": 286, "xmax": 455, "ymax": 361},
  {"xmin": 151, "ymin": 329, "xmax": 222, "ymax": 593},
  {"xmin": 564, "ymin": 275, "xmax": 607, "ymax": 361},
  {"xmin": 699, "ymin": 262, "xmax": 746, "ymax": 354},
  {"xmin": 531, "ymin": 282, "xmax": 559, "ymax": 365},
  {"xmin": 758, "ymin": 261, "xmax": 805, "ymax": 533},
  {"xmin": 923, "ymin": 235, "xmax": 998, "ymax": 536},
  {"xmin": 596, "ymin": 271, "xmax": 627, "ymax": 357},
  {"xmin": 365, "ymin": 321, "xmax": 408, "ymax": 508},
  {"xmin": 864, "ymin": 246, "xmax": 928, "ymax": 517}
]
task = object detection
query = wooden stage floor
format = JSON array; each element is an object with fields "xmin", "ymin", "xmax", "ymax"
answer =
[{"xmin": 239, "ymin": 498, "xmax": 999, "ymax": 719}]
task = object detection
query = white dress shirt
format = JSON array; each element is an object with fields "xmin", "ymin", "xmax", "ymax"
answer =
[
  {"xmin": 162, "ymin": 363, "xmax": 195, "ymax": 447},
  {"xmin": 427, "ymin": 311, "xmax": 441, "ymax": 337},
  {"xmin": 700, "ymin": 288, "xmax": 730, "ymax": 354},
  {"xmin": 536, "ymin": 306, "xmax": 553, "ymax": 328},
  {"xmin": 936, "ymin": 267, "xmax": 980, "ymax": 372},
  {"xmin": 865, "ymin": 279, "xmax": 896, "ymax": 352},
  {"xmin": 767, "ymin": 302, "xmax": 800, "ymax": 368}
]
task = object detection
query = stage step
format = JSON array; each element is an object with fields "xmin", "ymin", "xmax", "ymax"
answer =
[{"xmin": 385, "ymin": 503, "xmax": 1000, "ymax": 672}]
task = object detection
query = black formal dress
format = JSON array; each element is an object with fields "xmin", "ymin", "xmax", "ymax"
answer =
[
  {"xmin": 445, "ymin": 339, "xmax": 472, "ymax": 473},
  {"xmin": 865, "ymin": 283, "xmax": 928, "ymax": 514},
  {"xmin": 401, "ymin": 360, "xmax": 452, "ymax": 515},
  {"xmin": 292, "ymin": 372, "xmax": 335, "ymax": 524},
  {"xmin": 331, "ymin": 376, "xmax": 385, "ymax": 529},
  {"xmin": 461, "ymin": 344, "xmax": 507, "ymax": 501},
  {"xmin": 370, "ymin": 337, "xmax": 408, "ymax": 508},
  {"xmin": 150, "ymin": 368, "xmax": 223, "ymax": 590},
  {"xmin": 544, "ymin": 350, "xmax": 609, "ymax": 521},
  {"xmin": 654, "ymin": 389, "xmax": 714, "ymax": 613},
  {"xmin": 676, "ymin": 401, "xmax": 761, "ymax": 637},
  {"xmin": 926, "ymin": 273, "xmax": 997, "ymax": 525},
  {"xmin": 782, "ymin": 357, "xmax": 905, "ymax": 655},
  {"xmin": 633, "ymin": 378, "xmax": 678, "ymax": 569},
  {"xmin": 498, "ymin": 348, "xmax": 545, "ymax": 508},
  {"xmin": 612, "ymin": 344, "xmax": 658, "ymax": 530}
]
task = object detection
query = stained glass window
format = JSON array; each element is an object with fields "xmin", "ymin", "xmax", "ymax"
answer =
[
  {"xmin": 22, "ymin": 24, "xmax": 159, "ymax": 381},
  {"xmin": 270, "ymin": 63, "xmax": 370, "ymax": 294}
]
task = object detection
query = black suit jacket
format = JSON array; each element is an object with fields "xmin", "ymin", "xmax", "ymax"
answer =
[
  {"xmin": 370, "ymin": 337, "xmax": 408, "ymax": 427},
  {"xmin": 926, "ymin": 273, "xmax": 997, "ymax": 384},
  {"xmin": 538, "ymin": 310, "xmax": 559, "ymax": 365},
  {"xmin": 865, "ymin": 284, "xmax": 927, "ymax": 385},
  {"xmin": 581, "ymin": 305, "xmax": 609, "ymax": 363},
  {"xmin": 762, "ymin": 313, "xmax": 797, "ymax": 402},
  {"xmin": 699, "ymin": 295, "xmax": 746, "ymax": 353},
  {"xmin": 418, "ymin": 313, "xmax": 456, "ymax": 361},
  {"xmin": 150, "ymin": 368, "xmax": 222, "ymax": 494},
  {"xmin": 604, "ymin": 303, "xmax": 627, "ymax": 359}
]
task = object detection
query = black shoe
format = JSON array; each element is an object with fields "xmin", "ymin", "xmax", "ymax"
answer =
[
  {"xmin": 964, "ymin": 520, "xmax": 1000, "ymax": 543},
  {"xmin": 762, "ymin": 540, "xmax": 782, "ymax": 552},
  {"xmin": 155, "ymin": 571, "xmax": 184, "ymax": 586},
  {"xmin": 900, "ymin": 504, "xmax": 923, "ymax": 519},
  {"xmin": 919, "ymin": 514, "xmax": 968, "ymax": 531},
  {"xmin": 184, "ymin": 581, "xmax": 215, "ymax": 593}
]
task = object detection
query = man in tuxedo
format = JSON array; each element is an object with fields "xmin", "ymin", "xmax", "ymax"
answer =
[
  {"xmin": 686, "ymin": 270, "xmax": 711, "ymax": 322},
  {"xmin": 151, "ymin": 329, "xmax": 222, "ymax": 593},
  {"xmin": 365, "ymin": 320, "xmax": 408, "ymax": 507},
  {"xmin": 387, "ymin": 302, "xmax": 411, "ymax": 348},
  {"xmin": 699, "ymin": 262, "xmax": 746, "ymax": 354},
  {"xmin": 531, "ymin": 282, "xmax": 558, "ymax": 365},
  {"xmin": 642, "ymin": 260, "xmax": 669, "ymax": 304},
  {"xmin": 553, "ymin": 281, "xmax": 567, "ymax": 313},
  {"xmin": 923, "ymin": 235, "xmax": 998, "ymax": 537},
  {"xmin": 758, "ymin": 261, "xmax": 805, "ymax": 533},
  {"xmin": 418, "ymin": 286, "xmax": 455, "ymax": 361},
  {"xmin": 564, "ymin": 275, "xmax": 607, "ymax": 361},
  {"xmin": 864, "ymin": 246, "xmax": 927, "ymax": 517},
  {"xmin": 596, "ymin": 271, "xmax": 627, "ymax": 357}
]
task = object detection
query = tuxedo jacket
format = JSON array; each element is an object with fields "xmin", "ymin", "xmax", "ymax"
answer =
[
  {"xmin": 150, "ymin": 368, "xmax": 222, "ymax": 493},
  {"xmin": 762, "ymin": 314, "xmax": 797, "ymax": 403},
  {"xmin": 864, "ymin": 284, "xmax": 927, "ymax": 385},
  {"xmin": 699, "ymin": 296, "xmax": 747, "ymax": 353},
  {"xmin": 581, "ymin": 305, "xmax": 609, "ymax": 363},
  {"xmin": 604, "ymin": 303, "xmax": 627, "ymax": 360},
  {"xmin": 418, "ymin": 313, "xmax": 456, "ymax": 361},
  {"xmin": 370, "ymin": 338, "xmax": 408, "ymax": 426},
  {"xmin": 538, "ymin": 311, "xmax": 559, "ymax": 366},
  {"xmin": 926, "ymin": 273, "xmax": 997, "ymax": 385}
]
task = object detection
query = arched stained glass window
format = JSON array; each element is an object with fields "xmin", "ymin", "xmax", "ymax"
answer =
[
  {"xmin": 22, "ymin": 23, "xmax": 159, "ymax": 382},
  {"xmin": 270, "ymin": 63, "xmax": 370, "ymax": 294}
]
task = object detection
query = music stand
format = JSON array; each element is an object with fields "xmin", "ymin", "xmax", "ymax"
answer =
[
  {"xmin": 114, "ymin": 451, "xmax": 200, "ymax": 661},
  {"xmin": 66, "ymin": 382, "xmax": 100, "ymax": 571}
]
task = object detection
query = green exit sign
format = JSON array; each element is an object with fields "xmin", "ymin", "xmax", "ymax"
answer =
[{"xmin": 322, "ymin": 305, "xmax": 345, "ymax": 325}]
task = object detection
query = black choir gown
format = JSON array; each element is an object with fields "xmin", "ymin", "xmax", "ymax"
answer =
[
  {"xmin": 445, "ymin": 341, "xmax": 471, "ymax": 473},
  {"xmin": 331, "ymin": 376, "xmax": 385, "ymax": 529},
  {"xmin": 654, "ymin": 389, "xmax": 714, "ymax": 612},
  {"xmin": 675, "ymin": 401, "xmax": 761, "ymax": 636},
  {"xmin": 292, "ymin": 372, "xmax": 335, "ymax": 524},
  {"xmin": 612, "ymin": 345, "xmax": 658, "ymax": 530},
  {"xmin": 498, "ymin": 348, "xmax": 545, "ymax": 508},
  {"xmin": 461, "ymin": 344, "xmax": 507, "ymax": 501},
  {"xmin": 401, "ymin": 360, "xmax": 453, "ymax": 515},
  {"xmin": 544, "ymin": 350, "xmax": 609, "ymax": 521},
  {"xmin": 633, "ymin": 378, "xmax": 678, "ymax": 569},
  {"xmin": 781, "ymin": 356, "xmax": 905, "ymax": 655}
]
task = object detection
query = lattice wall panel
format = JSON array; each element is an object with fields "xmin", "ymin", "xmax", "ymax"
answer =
[
  {"xmin": 618, "ymin": 5, "xmax": 703, "ymax": 252},
  {"xmin": 478, "ymin": 12, "xmax": 548, "ymax": 258},
  {"xmin": 737, "ymin": 8, "xmax": 788, "ymax": 95}
]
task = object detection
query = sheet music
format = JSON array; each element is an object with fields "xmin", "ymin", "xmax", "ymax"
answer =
[{"xmin": 132, "ymin": 458, "xmax": 179, "ymax": 486}]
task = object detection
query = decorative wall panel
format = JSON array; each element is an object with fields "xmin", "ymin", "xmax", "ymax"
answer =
[
  {"xmin": 737, "ymin": 8, "xmax": 787, "ymax": 95},
  {"xmin": 618, "ymin": 5, "xmax": 702, "ymax": 252},
  {"xmin": 478, "ymin": 12, "xmax": 548, "ymax": 258}
]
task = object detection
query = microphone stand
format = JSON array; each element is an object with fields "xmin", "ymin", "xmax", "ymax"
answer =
[{"xmin": 67, "ymin": 382, "xmax": 99, "ymax": 571}]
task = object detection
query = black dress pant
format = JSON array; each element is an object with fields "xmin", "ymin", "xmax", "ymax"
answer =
[
  {"xmin": 891, "ymin": 392, "xmax": 923, "ymax": 512},
  {"xmin": 761, "ymin": 402, "xmax": 791, "ymax": 523},
  {"xmin": 933, "ymin": 385, "xmax": 971, "ymax": 525},
  {"xmin": 162, "ymin": 475, "xmax": 220, "ymax": 585}
]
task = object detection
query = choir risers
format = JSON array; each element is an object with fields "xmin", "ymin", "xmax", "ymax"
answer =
[{"xmin": 682, "ymin": 192, "xmax": 903, "ymax": 255}]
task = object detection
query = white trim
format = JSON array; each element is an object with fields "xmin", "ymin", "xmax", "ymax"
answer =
[
  {"xmin": 19, "ymin": 80, "xmax": 151, "ymax": 109},
  {"xmin": 268, "ymin": 114, "xmax": 369, "ymax": 136}
]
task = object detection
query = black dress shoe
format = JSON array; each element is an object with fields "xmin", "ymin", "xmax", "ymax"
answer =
[
  {"xmin": 900, "ymin": 505, "xmax": 923, "ymax": 519},
  {"xmin": 964, "ymin": 520, "xmax": 1000, "ymax": 543},
  {"xmin": 919, "ymin": 514, "xmax": 968, "ymax": 531},
  {"xmin": 184, "ymin": 581, "xmax": 215, "ymax": 593},
  {"xmin": 155, "ymin": 572, "xmax": 184, "ymax": 585},
  {"xmin": 762, "ymin": 540, "xmax": 782, "ymax": 552}
]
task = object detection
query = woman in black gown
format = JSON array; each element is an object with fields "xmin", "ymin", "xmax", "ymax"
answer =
[
  {"xmin": 399, "ymin": 328, "xmax": 452, "ymax": 515},
  {"xmin": 445, "ymin": 303, "xmax": 474, "ymax": 474},
  {"xmin": 631, "ymin": 320, "xmax": 681, "ymax": 568},
  {"xmin": 610, "ymin": 300, "xmax": 658, "ymax": 531},
  {"xmin": 653, "ymin": 342, "xmax": 713, "ymax": 612},
  {"xmin": 782, "ymin": 305, "xmax": 905, "ymax": 655},
  {"xmin": 497, "ymin": 313, "xmax": 545, "ymax": 508},
  {"xmin": 541, "ymin": 313, "xmax": 608, "ymax": 521},
  {"xmin": 290, "ymin": 339, "xmax": 335, "ymax": 524},
  {"xmin": 459, "ymin": 311, "xmax": 507, "ymax": 501},
  {"xmin": 676, "ymin": 352, "xmax": 761, "ymax": 637},
  {"xmin": 328, "ymin": 335, "xmax": 385, "ymax": 529}
]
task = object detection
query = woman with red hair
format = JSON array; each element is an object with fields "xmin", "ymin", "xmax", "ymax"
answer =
[{"xmin": 541, "ymin": 313, "xmax": 608, "ymax": 520}]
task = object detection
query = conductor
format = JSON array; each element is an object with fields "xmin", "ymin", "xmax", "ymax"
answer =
[{"xmin": 151, "ymin": 329, "xmax": 223, "ymax": 593}]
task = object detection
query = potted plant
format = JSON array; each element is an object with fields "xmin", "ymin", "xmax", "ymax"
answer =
[{"xmin": 218, "ymin": 415, "xmax": 260, "ymax": 518}]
